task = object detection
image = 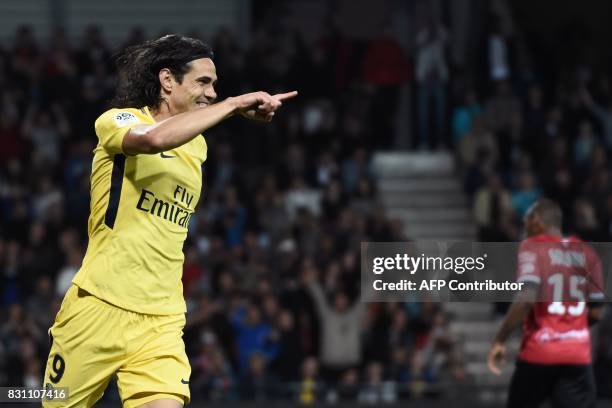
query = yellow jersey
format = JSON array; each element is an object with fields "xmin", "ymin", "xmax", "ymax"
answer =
[{"xmin": 72, "ymin": 107, "xmax": 207, "ymax": 315}]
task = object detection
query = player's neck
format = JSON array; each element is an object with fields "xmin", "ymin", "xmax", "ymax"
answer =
[
  {"xmin": 148, "ymin": 99, "xmax": 178, "ymax": 122},
  {"xmin": 543, "ymin": 227, "xmax": 562, "ymax": 237},
  {"xmin": 148, "ymin": 105, "xmax": 172, "ymax": 122}
]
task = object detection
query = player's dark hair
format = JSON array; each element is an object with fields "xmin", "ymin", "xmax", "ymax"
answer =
[
  {"xmin": 532, "ymin": 198, "xmax": 562, "ymax": 229},
  {"xmin": 111, "ymin": 34, "xmax": 213, "ymax": 109}
]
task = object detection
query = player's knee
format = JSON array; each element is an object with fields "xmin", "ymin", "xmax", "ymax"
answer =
[
  {"xmin": 126, "ymin": 393, "xmax": 185, "ymax": 408},
  {"xmin": 137, "ymin": 398, "xmax": 183, "ymax": 408}
]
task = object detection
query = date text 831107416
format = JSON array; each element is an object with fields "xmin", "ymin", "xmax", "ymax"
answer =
[{"xmin": 0, "ymin": 387, "xmax": 69, "ymax": 402}]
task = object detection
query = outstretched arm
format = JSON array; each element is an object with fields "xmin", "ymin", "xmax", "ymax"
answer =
[
  {"xmin": 301, "ymin": 267, "xmax": 330, "ymax": 317},
  {"xmin": 122, "ymin": 90, "xmax": 298, "ymax": 155},
  {"xmin": 487, "ymin": 285, "xmax": 537, "ymax": 375}
]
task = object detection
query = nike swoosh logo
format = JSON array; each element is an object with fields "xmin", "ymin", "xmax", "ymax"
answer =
[
  {"xmin": 181, "ymin": 379, "xmax": 189, "ymax": 384},
  {"xmin": 160, "ymin": 152, "xmax": 175, "ymax": 158}
]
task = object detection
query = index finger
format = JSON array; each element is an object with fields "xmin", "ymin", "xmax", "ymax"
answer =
[{"xmin": 272, "ymin": 91, "xmax": 298, "ymax": 102}]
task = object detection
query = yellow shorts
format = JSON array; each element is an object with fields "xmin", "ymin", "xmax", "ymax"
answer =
[{"xmin": 42, "ymin": 285, "xmax": 191, "ymax": 407}]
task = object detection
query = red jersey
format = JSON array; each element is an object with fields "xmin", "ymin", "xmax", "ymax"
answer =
[{"xmin": 516, "ymin": 234, "xmax": 604, "ymax": 365}]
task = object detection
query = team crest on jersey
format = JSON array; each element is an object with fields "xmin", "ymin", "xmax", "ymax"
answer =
[{"xmin": 113, "ymin": 112, "xmax": 139, "ymax": 127}]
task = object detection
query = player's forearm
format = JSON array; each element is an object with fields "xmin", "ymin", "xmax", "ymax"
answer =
[
  {"xmin": 148, "ymin": 99, "xmax": 238, "ymax": 149},
  {"xmin": 494, "ymin": 301, "xmax": 531, "ymax": 344},
  {"xmin": 125, "ymin": 99, "xmax": 237, "ymax": 154},
  {"xmin": 307, "ymin": 281, "xmax": 330, "ymax": 315}
]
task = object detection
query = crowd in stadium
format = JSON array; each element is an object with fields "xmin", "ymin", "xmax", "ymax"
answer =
[
  {"xmin": 449, "ymin": 14, "xmax": 612, "ymax": 397},
  {"xmin": 0, "ymin": 23, "xmax": 461, "ymax": 402},
  {"xmin": 0, "ymin": 7, "xmax": 612, "ymax": 403}
]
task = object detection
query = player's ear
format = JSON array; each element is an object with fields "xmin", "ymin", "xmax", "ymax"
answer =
[
  {"xmin": 534, "ymin": 214, "xmax": 546, "ymax": 232},
  {"xmin": 531, "ymin": 212, "xmax": 544, "ymax": 228},
  {"xmin": 158, "ymin": 68, "xmax": 174, "ymax": 93}
]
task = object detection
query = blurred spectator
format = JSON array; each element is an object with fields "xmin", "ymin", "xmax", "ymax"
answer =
[
  {"xmin": 363, "ymin": 25, "xmax": 409, "ymax": 148},
  {"xmin": 523, "ymin": 85, "xmax": 546, "ymax": 138},
  {"xmin": 302, "ymin": 264, "xmax": 365, "ymax": 382},
  {"xmin": 183, "ymin": 245, "xmax": 205, "ymax": 297},
  {"xmin": 485, "ymin": 81, "xmax": 520, "ymax": 134},
  {"xmin": 335, "ymin": 368, "xmax": 360, "ymax": 402},
  {"xmin": 0, "ymin": 304, "xmax": 44, "ymax": 386},
  {"xmin": 321, "ymin": 180, "xmax": 346, "ymax": 223},
  {"xmin": 25, "ymin": 275, "xmax": 54, "ymax": 330},
  {"xmin": 547, "ymin": 168, "xmax": 575, "ymax": 221},
  {"xmin": 486, "ymin": 17, "xmax": 513, "ymax": 83},
  {"xmin": 357, "ymin": 361, "xmax": 397, "ymax": 403},
  {"xmin": 473, "ymin": 174, "xmax": 514, "ymax": 241},
  {"xmin": 571, "ymin": 199, "xmax": 606, "ymax": 241},
  {"xmin": 511, "ymin": 171, "xmax": 541, "ymax": 218},
  {"xmin": 191, "ymin": 330, "xmax": 235, "ymax": 401},
  {"xmin": 451, "ymin": 89, "xmax": 483, "ymax": 144},
  {"xmin": 12, "ymin": 25, "xmax": 42, "ymax": 92},
  {"xmin": 416, "ymin": 311, "xmax": 464, "ymax": 382},
  {"xmin": 0, "ymin": 111, "xmax": 26, "ymax": 162},
  {"xmin": 21, "ymin": 104, "xmax": 70, "ymax": 166},
  {"xmin": 581, "ymin": 88, "xmax": 612, "ymax": 149},
  {"xmin": 75, "ymin": 25, "xmax": 112, "ymax": 75},
  {"xmin": 285, "ymin": 177, "xmax": 321, "ymax": 221},
  {"xmin": 297, "ymin": 356, "xmax": 321, "ymax": 405},
  {"xmin": 415, "ymin": 14, "xmax": 449, "ymax": 149},
  {"xmin": 55, "ymin": 247, "xmax": 81, "ymax": 297},
  {"xmin": 32, "ymin": 176, "xmax": 63, "ymax": 223},
  {"xmin": 121, "ymin": 26, "xmax": 146, "ymax": 49},
  {"xmin": 240, "ymin": 352, "xmax": 278, "ymax": 401},
  {"xmin": 458, "ymin": 117, "xmax": 498, "ymax": 168},
  {"xmin": 342, "ymin": 148, "xmax": 372, "ymax": 194},
  {"xmin": 231, "ymin": 302, "xmax": 279, "ymax": 374},
  {"xmin": 573, "ymin": 120, "xmax": 597, "ymax": 170},
  {"xmin": 270, "ymin": 309, "xmax": 301, "ymax": 381}
]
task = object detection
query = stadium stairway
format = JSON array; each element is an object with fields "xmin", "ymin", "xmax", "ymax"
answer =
[
  {"xmin": 372, "ymin": 151, "xmax": 475, "ymax": 241},
  {"xmin": 372, "ymin": 151, "xmax": 519, "ymax": 403}
]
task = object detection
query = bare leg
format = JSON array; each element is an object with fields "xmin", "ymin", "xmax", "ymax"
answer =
[{"xmin": 137, "ymin": 398, "xmax": 183, "ymax": 408}]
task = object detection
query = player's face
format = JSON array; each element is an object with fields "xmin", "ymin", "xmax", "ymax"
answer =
[{"xmin": 171, "ymin": 58, "xmax": 218, "ymax": 113}]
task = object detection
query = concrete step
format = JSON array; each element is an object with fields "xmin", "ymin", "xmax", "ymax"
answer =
[
  {"xmin": 372, "ymin": 152, "xmax": 455, "ymax": 177},
  {"xmin": 466, "ymin": 361, "xmax": 513, "ymax": 375},
  {"xmin": 466, "ymin": 362, "xmax": 515, "ymax": 385},
  {"xmin": 381, "ymin": 191, "xmax": 468, "ymax": 208},
  {"xmin": 476, "ymin": 389, "xmax": 508, "ymax": 405},
  {"xmin": 405, "ymin": 235, "xmax": 477, "ymax": 242},
  {"xmin": 463, "ymin": 339, "xmax": 521, "ymax": 360},
  {"xmin": 450, "ymin": 321, "xmax": 524, "ymax": 339},
  {"xmin": 450, "ymin": 321, "xmax": 498, "ymax": 338},
  {"xmin": 405, "ymin": 223, "xmax": 477, "ymax": 239},
  {"xmin": 387, "ymin": 208, "xmax": 472, "ymax": 223},
  {"xmin": 445, "ymin": 302, "xmax": 493, "ymax": 320},
  {"xmin": 378, "ymin": 178, "xmax": 463, "ymax": 193}
]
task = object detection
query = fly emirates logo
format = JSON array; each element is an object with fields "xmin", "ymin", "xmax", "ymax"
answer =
[{"xmin": 136, "ymin": 184, "xmax": 195, "ymax": 228}]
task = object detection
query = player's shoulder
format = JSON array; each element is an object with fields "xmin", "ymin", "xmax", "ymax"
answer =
[
  {"xmin": 519, "ymin": 235, "xmax": 545, "ymax": 249},
  {"xmin": 561, "ymin": 235, "xmax": 584, "ymax": 244},
  {"xmin": 95, "ymin": 107, "xmax": 148, "ymax": 131},
  {"xmin": 520, "ymin": 234, "xmax": 563, "ymax": 248},
  {"xmin": 518, "ymin": 235, "xmax": 558, "ymax": 261},
  {"xmin": 562, "ymin": 235, "xmax": 600, "ymax": 260},
  {"xmin": 525, "ymin": 234, "xmax": 562, "ymax": 243}
]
